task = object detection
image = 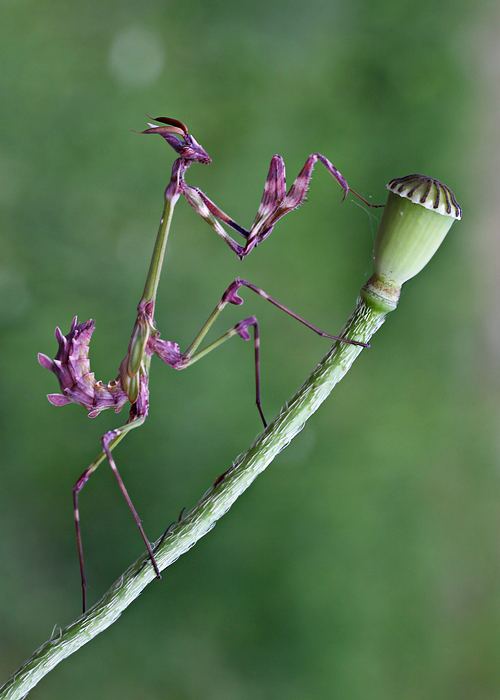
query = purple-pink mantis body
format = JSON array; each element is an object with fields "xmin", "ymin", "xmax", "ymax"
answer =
[{"xmin": 38, "ymin": 116, "xmax": 376, "ymax": 612}]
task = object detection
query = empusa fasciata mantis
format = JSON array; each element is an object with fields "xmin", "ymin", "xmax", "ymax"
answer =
[{"xmin": 38, "ymin": 116, "xmax": 378, "ymax": 612}]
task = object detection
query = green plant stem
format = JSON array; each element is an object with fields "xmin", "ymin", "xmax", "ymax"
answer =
[{"xmin": 0, "ymin": 287, "xmax": 394, "ymax": 700}]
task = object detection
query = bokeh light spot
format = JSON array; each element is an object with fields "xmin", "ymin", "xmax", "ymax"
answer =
[{"xmin": 108, "ymin": 27, "xmax": 165, "ymax": 87}]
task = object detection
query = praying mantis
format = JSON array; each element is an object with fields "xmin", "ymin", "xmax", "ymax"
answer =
[{"xmin": 38, "ymin": 116, "xmax": 378, "ymax": 612}]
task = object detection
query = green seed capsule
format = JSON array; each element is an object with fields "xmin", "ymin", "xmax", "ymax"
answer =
[
  {"xmin": 362, "ymin": 174, "xmax": 461, "ymax": 314},
  {"xmin": 374, "ymin": 174, "xmax": 461, "ymax": 287}
]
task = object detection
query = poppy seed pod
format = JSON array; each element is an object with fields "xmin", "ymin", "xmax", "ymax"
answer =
[{"xmin": 362, "ymin": 174, "xmax": 462, "ymax": 313}]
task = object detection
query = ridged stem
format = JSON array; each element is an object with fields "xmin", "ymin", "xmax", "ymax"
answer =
[{"xmin": 0, "ymin": 287, "xmax": 394, "ymax": 700}]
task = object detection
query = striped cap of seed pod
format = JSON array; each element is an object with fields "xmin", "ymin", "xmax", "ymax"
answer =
[{"xmin": 387, "ymin": 174, "xmax": 462, "ymax": 220}]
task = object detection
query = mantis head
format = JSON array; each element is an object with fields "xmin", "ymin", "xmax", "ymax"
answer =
[{"xmin": 143, "ymin": 116, "xmax": 211, "ymax": 165}]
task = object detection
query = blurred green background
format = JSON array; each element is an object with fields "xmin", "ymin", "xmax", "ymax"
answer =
[{"xmin": 1, "ymin": 0, "xmax": 499, "ymax": 697}]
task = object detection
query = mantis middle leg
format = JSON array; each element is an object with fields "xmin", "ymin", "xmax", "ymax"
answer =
[{"xmin": 150, "ymin": 278, "xmax": 368, "ymax": 428}]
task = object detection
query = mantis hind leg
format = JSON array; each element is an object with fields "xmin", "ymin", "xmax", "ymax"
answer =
[
  {"xmin": 73, "ymin": 457, "xmax": 102, "ymax": 613},
  {"xmin": 72, "ymin": 416, "xmax": 160, "ymax": 613},
  {"xmin": 101, "ymin": 416, "xmax": 161, "ymax": 583},
  {"xmin": 72, "ymin": 429, "xmax": 127, "ymax": 613}
]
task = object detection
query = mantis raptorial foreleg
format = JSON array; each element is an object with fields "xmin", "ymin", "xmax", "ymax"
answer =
[
  {"xmin": 181, "ymin": 152, "xmax": 381, "ymax": 258},
  {"xmin": 182, "ymin": 186, "xmax": 247, "ymax": 257}
]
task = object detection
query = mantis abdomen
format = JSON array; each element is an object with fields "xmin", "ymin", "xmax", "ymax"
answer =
[{"xmin": 38, "ymin": 316, "xmax": 128, "ymax": 419}]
